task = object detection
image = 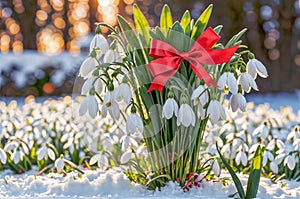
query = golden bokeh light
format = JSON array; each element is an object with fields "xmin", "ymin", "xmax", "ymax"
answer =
[{"xmin": 36, "ymin": 10, "xmax": 48, "ymax": 21}]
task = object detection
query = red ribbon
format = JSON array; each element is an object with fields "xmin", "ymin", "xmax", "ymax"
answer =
[{"xmin": 147, "ymin": 27, "xmax": 239, "ymax": 92}]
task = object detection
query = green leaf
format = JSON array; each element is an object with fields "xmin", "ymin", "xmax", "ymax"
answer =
[
  {"xmin": 225, "ymin": 28, "xmax": 247, "ymax": 47},
  {"xmin": 214, "ymin": 25, "xmax": 223, "ymax": 34},
  {"xmin": 246, "ymin": 146, "xmax": 264, "ymax": 199},
  {"xmin": 133, "ymin": 4, "xmax": 151, "ymax": 44},
  {"xmin": 160, "ymin": 4, "xmax": 173, "ymax": 35},
  {"xmin": 180, "ymin": 10, "xmax": 191, "ymax": 34},
  {"xmin": 168, "ymin": 22, "xmax": 186, "ymax": 52},
  {"xmin": 117, "ymin": 15, "xmax": 140, "ymax": 50},
  {"xmin": 191, "ymin": 4, "xmax": 213, "ymax": 40},
  {"xmin": 216, "ymin": 144, "xmax": 246, "ymax": 199}
]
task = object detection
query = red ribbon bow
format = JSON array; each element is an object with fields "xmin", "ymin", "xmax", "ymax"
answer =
[{"xmin": 147, "ymin": 27, "xmax": 239, "ymax": 92}]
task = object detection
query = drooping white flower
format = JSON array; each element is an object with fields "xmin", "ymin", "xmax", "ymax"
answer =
[
  {"xmin": 212, "ymin": 160, "xmax": 220, "ymax": 176},
  {"xmin": 177, "ymin": 104, "xmax": 196, "ymax": 127},
  {"xmin": 229, "ymin": 93, "xmax": 247, "ymax": 112},
  {"xmin": 284, "ymin": 154, "xmax": 296, "ymax": 170},
  {"xmin": 252, "ymin": 124, "xmax": 269, "ymax": 139},
  {"xmin": 236, "ymin": 151, "xmax": 248, "ymax": 166},
  {"xmin": 191, "ymin": 85, "xmax": 208, "ymax": 105},
  {"xmin": 126, "ymin": 113, "xmax": 144, "ymax": 134},
  {"xmin": 238, "ymin": 73, "xmax": 258, "ymax": 93},
  {"xmin": 162, "ymin": 98, "xmax": 179, "ymax": 119},
  {"xmin": 246, "ymin": 59, "xmax": 268, "ymax": 79},
  {"xmin": 81, "ymin": 77, "xmax": 103, "ymax": 95},
  {"xmin": 0, "ymin": 148, "xmax": 7, "ymax": 164},
  {"xmin": 55, "ymin": 156, "xmax": 65, "ymax": 172},
  {"xmin": 79, "ymin": 95, "xmax": 99, "ymax": 118},
  {"xmin": 263, "ymin": 150, "xmax": 274, "ymax": 166},
  {"xmin": 79, "ymin": 57, "xmax": 98, "ymax": 79},
  {"xmin": 217, "ymin": 72, "xmax": 238, "ymax": 94},
  {"xmin": 103, "ymin": 49, "xmax": 122, "ymax": 63},
  {"xmin": 37, "ymin": 146, "xmax": 55, "ymax": 161},
  {"xmin": 207, "ymin": 100, "xmax": 226, "ymax": 124},
  {"xmin": 120, "ymin": 150, "xmax": 133, "ymax": 164},
  {"xmin": 270, "ymin": 161, "xmax": 278, "ymax": 174},
  {"xmin": 102, "ymin": 91, "xmax": 120, "ymax": 120},
  {"xmin": 114, "ymin": 83, "xmax": 132, "ymax": 104},
  {"xmin": 11, "ymin": 150, "xmax": 23, "ymax": 164},
  {"xmin": 89, "ymin": 34, "xmax": 109, "ymax": 57},
  {"xmin": 89, "ymin": 153, "xmax": 109, "ymax": 170},
  {"xmin": 120, "ymin": 135, "xmax": 139, "ymax": 151}
]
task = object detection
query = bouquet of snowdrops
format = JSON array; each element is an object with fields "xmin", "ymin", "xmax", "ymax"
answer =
[{"xmin": 78, "ymin": 4, "xmax": 268, "ymax": 189}]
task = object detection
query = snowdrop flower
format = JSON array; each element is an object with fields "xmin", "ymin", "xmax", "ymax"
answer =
[
  {"xmin": 90, "ymin": 153, "xmax": 109, "ymax": 170},
  {"xmin": 126, "ymin": 113, "xmax": 144, "ymax": 134},
  {"xmin": 238, "ymin": 73, "xmax": 258, "ymax": 93},
  {"xmin": 246, "ymin": 59, "xmax": 268, "ymax": 79},
  {"xmin": 55, "ymin": 156, "xmax": 65, "ymax": 172},
  {"xmin": 79, "ymin": 95, "xmax": 99, "ymax": 118},
  {"xmin": 102, "ymin": 91, "xmax": 120, "ymax": 120},
  {"xmin": 284, "ymin": 153, "xmax": 297, "ymax": 170},
  {"xmin": 81, "ymin": 77, "xmax": 103, "ymax": 95},
  {"xmin": 177, "ymin": 104, "xmax": 196, "ymax": 127},
  {"xmin": 263, "ymin": 150, "xmax": 274, "ymax": 166},
  {"xmin": 103, "ymin": 49, "xmax": 122, "ymax": 63},
  {"xmin": 270, "ymin": 161, "xmax": 278, "ymax": 174},
  {"xmin": 162, "ymin": 98, "xmax": 178, "ymax": 119},
  {"xmin": 217, "ymin": 72, "xmax": 238, "ymax": 94},
  {"xmin": 236, "ymin": 150, "xmax": 248, "ymax": 166},
  {"xmin": 36, "ymin": 146, "xmax": 55, "ymax": 161},
  {"xmin": 114, "ymin": 83, "xmax": 132, "ymax": 104},
  {"xmin": 89, "ymin": 34, "xmax": 109, "ymax": 58},
  {"xmin": 212, "ymin": 160, "xmax": 220, "ymax": 176},
  {"xmin": 0, "ymin": 148, "xmax": 7, "ymax": 164},
  {"xmin": 120, "ymin": 150, "xmax": 133, "ymax": 164},
  {"xmin": 229, "ymin": 93, "xmax": 247, "ymax": 112},
  {"xmin": 120, "ymin": 135, "xmax": 139, "ymax": 151},
  {"xmin": 207, "ymin": 100, "xmax": 226, "ymax": 124},
  {"xmin": 79, "ymin": 57, "xmax": 98, "ymax": 79},
  {"xmin": 252, "ymin": 124, "xmax": 269, "ymax": 139},
  {"xmin": 191, "ymin": 85, "xmax": 208, "ymax": 105}
]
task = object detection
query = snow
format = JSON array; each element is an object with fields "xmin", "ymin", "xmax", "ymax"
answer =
[{"xmin": 0, "ymin": 167, "xmax": 299, "ymax": 198}]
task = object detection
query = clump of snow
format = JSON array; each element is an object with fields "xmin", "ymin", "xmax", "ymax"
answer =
[{"xmin": 0, "ymin": 168, "xmax": 299, "ymax": 198}]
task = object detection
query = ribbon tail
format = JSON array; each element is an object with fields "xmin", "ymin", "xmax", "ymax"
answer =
[
  {"xmin": 190, "ymin": 63, "xmax": 218, "ymax": 87},
  {"xmin": 207, "ymin": 45, "xmax": 239, "ymax": 64},
  {"xmin": 147, "ymin": 69, "xmax": 178, "ymax": 93}
]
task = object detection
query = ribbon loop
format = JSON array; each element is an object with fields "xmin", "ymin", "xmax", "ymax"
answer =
[{"xmin": 147, "ymin": 27, "xmax": 239, "ymax": 92}]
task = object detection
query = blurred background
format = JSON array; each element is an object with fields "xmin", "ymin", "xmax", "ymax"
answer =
[{"xmin": 0, "ymin": 0, "xmax": 299, "ymax": 97}]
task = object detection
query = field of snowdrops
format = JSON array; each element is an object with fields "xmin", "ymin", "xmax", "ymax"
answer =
[{"xmin": 0, "ymin": 95, "xmax": 299, "ymax": 198}]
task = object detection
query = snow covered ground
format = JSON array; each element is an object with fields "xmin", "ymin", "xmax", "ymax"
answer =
[{"xmin": 0, "ymin": 167, "xmax": 299, "ymax": 199}]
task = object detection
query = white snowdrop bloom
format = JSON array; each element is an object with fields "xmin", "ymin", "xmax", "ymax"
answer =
[
  {"xmin": 284, "ymin": 154, "xmax": 296, "ymax": 170},
  {"xmin": 274, "ymin": 153, "xmax": 286, "ymax": 165},
  {"xmin": 81, "ymin": 77, "xmax": 103, "ymax": 95},
  {"xmin": 102, "ymin": 91, "xmax": 120, "ymax": 120},
  {"xmin": 236, "ymin": 151, "xmax": 248, "ymax": 166},
  {"xmin": 89, "ymin": 34, "xmax": 109, "ymax": 57},
  {"xmin": 120, "ymin": 150, "xmax": 133, "ymax": 164},
  {"xmin": 37, "ymin": 146, "xmax": 55, "ymax": 161},
  {"xmin": 217, "ymin": 72, "xmax": 238, "ymax": 94},
  {"xmin": 207, "ymin": 100, "xmax": 226, "ymax": 124},
  {"xmin": 89, "ymin": 153, "xmax": 109, "ymax": 170},
  {"xmin": 103, "ymin": 49, "xmax": 122, "ymax": 63},
  {"xmin": 263, "ymin": 150, "xmax": 274, "ymax": 166},
  {"xmin": 177, "ymin": 104, "xmax": 196, "ymax": 127},
  {"xmin": 270, "ymin": 161, "xmax": 278, "ymax": 174},
  {"xmin": 120, "ymin": 135, "xmax": 139, "ymax": 151},
  {"xmin": 162, "ymin": 98, "xmax": 179, "ymax": 119},
  {"xmin": 191, "ymin": 85, "xmax": 208, "ymax": 105},
  {"xmin": 266, "ymin": 139, "xmax": 276, "ymax": 150},
  {"xmin": 55, "ymin": 156, "xmax": 65, "ymax": 172},
  {"xmin": 11, "ymin": 150, "xmax": 23, "ymax": 164},
  {"xmin": 126, "ymin": 113, "xmax": 144, "ymax": 134},
  {"xmin": 252, "ymin": 124, "xmax": 269, "ymax": 139},
  {"xmin": 79, "ymin": 57, "xmax": 98, "ymax": 79},
  {"xmin": 114, "ymin": 83, "xmax": 132, "ymax": 104},
  {"xmin": 0, "ymin": 148, "xmax": 7, "ymax": 164},
  {"xmin": 4, "ymin": 141, "xmax": 18, "ymax": 152},
  {"xmin": 212, "ymin": 160, "xmax": 220, "ymax": 176},
  {"xmin": 229, "ymin": 93, "xmax": 247, "ymax": 112},
  {"xmin": 238, "ymin": 73, "xmax": 258, "ymax": 93},
  {"xmin": 79, "ymin": 96, "xmax": 99, "ymax": 118},
  {"xmin": 246, "ymin": 59, "xmax": 268, "ymax": 79}
]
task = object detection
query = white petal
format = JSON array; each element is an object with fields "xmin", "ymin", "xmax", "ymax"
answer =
[
  {"xmin": 94, "ymin": 78, "xmax": 103, "ymax": 94},
  {"xmin": 246, "ymin": 59, "xmax": 258, "ymax": 79},
  {"xmin": 79, "ymin": 57, "xmax": 97, "ymax": 78},
  {"xmin": 275, "ymin": 154, "xmax": 285, "ymax": 165},
  {"xmin": 287, "ymin": 155, "xmax": 296, "ymax": 170},
  {"xmin": 98, "ymin": 154, "xmax": 109, "ymax": 170},
  {"xmin": 81, "ymin": 77, "xmax": 95, "ymax": 95},
  {"xmin": 0, "ymin": 149, "xmax": 7, "ymax": 164},
  {"xmin": 55, "ymin": 158, "xmax": 65, "ymax": 172},
  {"xmin": 162, "ymin": 99, "xmax": 174, "ymax": 119},
  {"xmin": 217, "ymin": 73, "xmax": 227, "ymax": 89},
  {"xmin": 11, "ymin": 150, "xmax": 20, "ymax": 164},
  {"xmin": 88, "ymin": 96, "xmax": 99, "ymax": 118},
  {"xmin": 254, "ymin": 59, "xmax": 268, "ymax": 78},
  {"xmin": 90, "ymin": 34, "xmax": 109, "ymax": 55},
  {"xmin": 212, "ymin": 160, "xmax": 220, "ymax": 176},
  {"xmin": 48, "ymin": 149, "xmax": 56, "ymax": 161},
  {"xmin": 227, "ymin": 73, "xmax": 238, "ymax": 94},
  {"xmin": 120, "ymin": 150, "xmax": 132, "ymax": 164},
  {"xmin": 110, "ymin": 102, "xmax": 120, "ymax": 120},
  {"xmin": 241, "ymin": 152, "xmax": 248, "ymax": 166},
  {"xmin": 270, "ymin": 161, "xmax": 278, "ymax": 174},
  {"xmin": 236, "ymin": 151, "xmax": 242, "ymax": 165},
  {"xmin": 79, "ymin": 97, "xmax": 89, "ymax": 116},
  {"xmin": 104, "ymin": 50, "xmax": 121, "ymax": 63},
  {"xmin": 37, "ymin": 147, "xmax": 47, "ymax": 161}
]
